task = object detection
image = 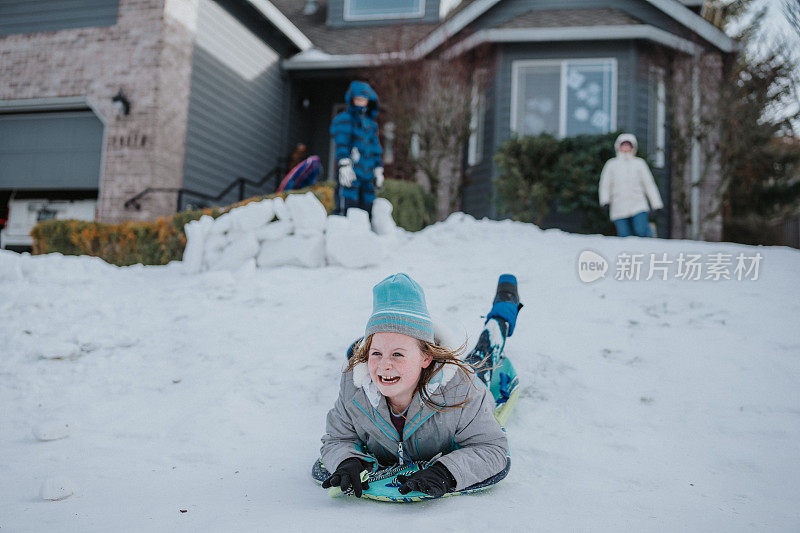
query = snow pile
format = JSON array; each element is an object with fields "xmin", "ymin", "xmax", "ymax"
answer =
[
  {"xmin": 182, "ymin": 193, "xmax": 399, "ymax": 273},
  {"xmin": 1, "ymin": 215, "xmax": 799, "ymax": 530}
]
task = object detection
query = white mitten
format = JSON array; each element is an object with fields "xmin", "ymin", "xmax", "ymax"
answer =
[
  {"xmin": 338, "ymin": 158, "xmax": 356, "ymax": 187},
  {"xmin": 374, "ymin": 167, "xmax": 384, "ymax": 188}
]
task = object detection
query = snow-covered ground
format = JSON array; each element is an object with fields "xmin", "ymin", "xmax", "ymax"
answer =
[{"xmin": 1, "ymin": 215, "xmax": 798, "ymax": 532}]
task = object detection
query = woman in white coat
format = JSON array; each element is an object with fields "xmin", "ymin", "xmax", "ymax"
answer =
[{"xmin": 598, "ymin": 133, "xmax": 663, "ymax": 237}]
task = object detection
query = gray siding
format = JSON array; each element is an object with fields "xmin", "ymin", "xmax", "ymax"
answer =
[
  {"xmin": 327, "ymin": 0, "xmax": 440, "ymax": 27},
  {"xmin": 0, "ymin": 0, "xmax": 119, "ymax": 36},
  {"xmin": 0, "ymin": 111, "xmax": 103, "ymax": 190},
  {"xmin": 182, "ymin": 0, "xmax": 291, "ymax": 208},
  {"xmin": 462, "ymin": 40, "xmax": 638, "ymax": 220}
]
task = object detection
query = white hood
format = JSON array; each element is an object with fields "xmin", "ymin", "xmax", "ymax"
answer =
[{"xmin": 614, "ymin": 133, "xmax": 638, "ymax": 155}]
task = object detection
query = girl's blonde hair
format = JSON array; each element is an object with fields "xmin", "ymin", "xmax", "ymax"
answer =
[{"xmin": 345, "ymin": 334, "xmax": 476, "ymax": 411}]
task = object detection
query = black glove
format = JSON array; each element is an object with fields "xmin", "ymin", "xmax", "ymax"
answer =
[
  {"xmin": 396, "ymin": 462, "xmax": 456, "ymax": 498},
  {"xmin": 652, "ymin": 207, "xmax": 664, "ymax": 217},
  {"xmin": 601, "ymin": 204, "xmax": 610, "ymax": 217},
  {"xmin": 321, "ymin": 458, "xmax": 369, "ymax": 497}
]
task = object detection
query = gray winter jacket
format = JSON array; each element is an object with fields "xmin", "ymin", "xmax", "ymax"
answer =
[{"xmin": 320, "ymin": 357, "xmax": 509, "ymax": 491}]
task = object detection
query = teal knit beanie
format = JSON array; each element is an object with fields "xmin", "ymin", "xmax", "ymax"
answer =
[{"xmin": 365, "ymin": 273, "xmax": 434, "ymax": 343}]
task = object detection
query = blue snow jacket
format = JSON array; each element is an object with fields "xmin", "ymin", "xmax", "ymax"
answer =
[{"xmin": 330, "ymin": 81, "xmax": 383, "ymax": 202}]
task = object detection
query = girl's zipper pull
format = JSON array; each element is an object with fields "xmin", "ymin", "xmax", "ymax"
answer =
[{"xmin": 398, "ymin": 441, "xmax": 404, "ymax": 465}]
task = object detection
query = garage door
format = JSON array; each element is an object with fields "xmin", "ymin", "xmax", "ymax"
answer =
[{"xmin": 0, "ymin": 111, "xmax": 103, "ymax": 190}]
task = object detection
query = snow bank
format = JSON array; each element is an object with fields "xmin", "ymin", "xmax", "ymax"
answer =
[
  {"xmin": 181, "ymin": 193, "xmax": 398, "ymax": 273},
  {"xmin": 1, "ymin": 216, "xmax": 799, "ymax": 530}
]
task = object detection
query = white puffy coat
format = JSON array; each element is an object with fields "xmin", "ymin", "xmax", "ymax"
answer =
[{"xmin": 598, "ymin": 133, "xmax": 663, "ymax": 220}]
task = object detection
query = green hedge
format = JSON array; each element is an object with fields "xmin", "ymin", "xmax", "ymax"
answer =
[
  {"xmin": 378, "ymin": 178, "xmax": 436, "ymax": 232},
  {"xmin": 494, "ymin": 132, "xmax": 622, "ymax": 234}
]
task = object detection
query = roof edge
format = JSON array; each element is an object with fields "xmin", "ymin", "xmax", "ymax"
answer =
[
  {"xmin": 442, "ymin": 25, "xmax": 701, "ymax": 57},
  {"xmin": 412, "ymin": 0, "xmax": 736, "ymax": 55},
  {"xmin": 412, "ymin": 0, "xmax": 503, "ymax": 57},
  {"xmin": 642, "ymin": 0, "xmax": 736, "ymax": 52},
  {"xmin": 284, "ymin": 23, "xmax": 708, "ymax": 70},
  {"xmin": 283, "ymin": 50, "xmax": 411, "ymax": 70},
  {"xmin": 246, "ymin": 0, "xmax": 313, "ymax": 52}
]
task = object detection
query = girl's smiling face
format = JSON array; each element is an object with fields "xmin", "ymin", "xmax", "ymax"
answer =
[{"xmin": 368, "ymin": 332, "xmax": 433, "ymax": 409}]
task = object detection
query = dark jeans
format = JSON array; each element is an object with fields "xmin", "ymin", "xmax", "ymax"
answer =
[{"xmin": 613, "ymin": 211, "xmax": 652, "ymax": 237}]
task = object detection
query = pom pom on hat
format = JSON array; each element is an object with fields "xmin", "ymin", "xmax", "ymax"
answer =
[{"xmin": 365, "ymin": 273, "xmax": 434, "ymax": 343}]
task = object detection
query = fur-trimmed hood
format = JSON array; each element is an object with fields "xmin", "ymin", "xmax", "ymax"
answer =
[
  {"xmin": 350, "ymin": 318, "xmax": 464, "ymax": 408},
  {"xmin": 614, "ymin": 133, "xmax": 638, "ymax": 155}
]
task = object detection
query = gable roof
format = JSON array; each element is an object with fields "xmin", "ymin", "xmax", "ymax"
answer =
[
  {"xmin": 273, "ymin": 0, "xmax": 736, "ymax": 70},
  {"xmin": 412, "ymin": 0, "xmax": 735, "ymax": 55},
  {"xmin": 245, "ymin": 0, "xmax": 313, "ymax": 51},
  {"xmin": 267, "ymin": 0, "xmax": 471, "ymax": 55}
]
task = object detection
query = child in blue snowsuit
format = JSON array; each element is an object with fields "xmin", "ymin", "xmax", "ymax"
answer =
[{"xmin": 330, "ymin": 81, "xmax": 384, "ymax": 216}]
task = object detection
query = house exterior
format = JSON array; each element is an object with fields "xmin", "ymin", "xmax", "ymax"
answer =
[
  {"xmin": 0, "ymin": 0, "xmax": 303, "ymax": 226},
  {"xmin": 0, "ymin": 0, "xmax": 736, "ymax": 241}
]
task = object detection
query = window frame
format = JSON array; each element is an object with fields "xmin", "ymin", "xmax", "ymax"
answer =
[
  {"xmin": 510, "ymin": 58, "xmax": 618, "ymax": 138},
  {"xmin": 649, "ymin": 65, "xmax": 667, "ymax": 168},
  {"xmin": 343, "ymin": 0, "xmax": 425, "ymax": 21},
  {"xmin": 467, "ymin": 70, "xmax": 487, "ymax": 167}
]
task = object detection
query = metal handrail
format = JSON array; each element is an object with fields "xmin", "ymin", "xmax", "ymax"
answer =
[{"xmin": 124, "ymin": 164, "xmax": 285, "ymax": 212}]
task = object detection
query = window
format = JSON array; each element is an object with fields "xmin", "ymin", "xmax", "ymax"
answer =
[
  {"xmin": 649, "ymin": 66, "xmax": 667, "ymax": 168},
  {"xmin": 468, "ymin": 75, "xmax": 486, "ymax": 166},
  {"xmin": 511, "ymin": 59, "xmax": 617, "ymax": 137},
  {"xmin": 344, "ymin": 0, "xmax": 424, "ymax": 20}
]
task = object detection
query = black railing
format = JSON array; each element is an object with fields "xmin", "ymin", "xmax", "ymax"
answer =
[{"xmin": 124, "ymin": 164, "xmax": 285, "ymax": 212}]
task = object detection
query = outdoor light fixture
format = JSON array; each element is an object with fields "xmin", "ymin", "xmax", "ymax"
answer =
[{"xmin": 112, "ymin": 89, "xmax": 131, "ymax": 116}]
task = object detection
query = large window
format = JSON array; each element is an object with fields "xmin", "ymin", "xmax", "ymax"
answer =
[
  {"xmin": 511, "ymin": 59, "xmax": 617, "ymax": 137},
  {"xmin": 344, "ymin": 0, "xmax": 425, "ymax": 20}
]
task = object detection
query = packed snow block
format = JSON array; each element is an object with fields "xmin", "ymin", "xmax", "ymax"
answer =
[
  {"xmin": 33, "ymin": 421, "xmax": 70, "ymax": 442},
  {"xmin": 285, "ymin": 192, "xmax": 327, "ymax": 236},
  {"xmin": 209, "ymin": 212, "xmax": 232, "ymax": 234},
  {"xmin": 203, "ymin": 246, "xmax": 223, "ymax": 271},
  {"xmin": 230, "ymin": 199, "xmax": 275, "ymax": 232},
  {"xmin": 254, "ymin": 220, "xmax": 292, "ymax": 242},
  {"xmin": 223, "ymin": 229, "xmax": 247, "ymax": 246},
  {"xmin": 182, "ymin": 215, "xmax": 214, "ymax": 274},
  {"xmin": 272, "ymin": 196, "xmax": 291, "ymax": 222},
  {"xmin": 210, "ymin": 233, "xmax": 260, "ymax": 271},
  {"xmin": 346, "ymin": 208, "xmax": 372, "ymax": 233},
  {"xmin": 325, "ymin": 215, "xmax": 384, "ymax": 268},
  {"xmin": 235, "ymin": 257, "xmax": 257, "ymax": 277},
  {"xmin": 257, "ymin": 234, "xmax": 325, "ymax": 268},
  {"xmin": 40, "ymin": 477, "xmax": 75, "ymax": 501},
  {"xmin": 371, "ymin": 198, "xmax": 396, "ymax": 236},
  {"xmin": 205, "ymin": 233, "xmax": 227, "ymax": 252}
]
